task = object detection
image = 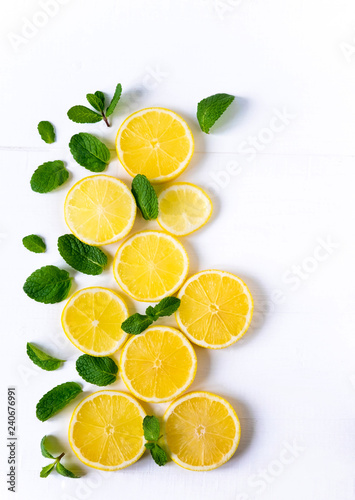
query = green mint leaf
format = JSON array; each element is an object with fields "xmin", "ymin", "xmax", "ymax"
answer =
[
  {"xmin": 22, "ymin": 234, "xmax": 46, "ymax": 253},
  {"xmin": 56, "ymin": 462, "xmax": 80, "ymax": 478},
  {"xmin": 30, "ymin": 160, "xmax": 69, "ymax": 193},
  {"xmin": 121, "ymin": 314, "xmax": 153, "ymax": 335},
  {"xmin": 40, "ymin": 436, "xmax": 55, "ymax": 459},
  {"xmin": 58, "ymin": 234, "xmax": 107, "ymax": 275},
  {"xmin": 86, "ymin": 93, "xmax": 105, "ymax": 112},
  {"xmin": 36, "ymin": 382, "xmax": 82, "ymax": 422},
  {"xmin": 143, "ymin": 415, "xmax": 160, "ymax": 442},
  {"xmin": 106, "ymin": 83, "xmax": 122, "ymax": 117},
  {"xmin": 40, "ymin": 462, "xmax": 56, "ymax": 478},
  {"xmin": 67, "ymin": 105, "xmax": 102, "ymax": 124},
  {"xmin": 23, "ymin": 266, "xmax": 72, "ymax": 304},
  {"xmin": 27, "ymin": 343, "xmax": 64, "ymax": 371},
  {"xmin": 144, "ymin": 442, "xmax": 155, "ymax": 450},
  {"xmin": 76, "ymin": 355, "xmax": 118, "ymax": 386},
  {"xmin": 197, "ymin": 93, "xmax": 235, "ymax": 133},
  {"xmin": 95, "ymin": 91, "xmax": 105, "ymax": 108},
  {"xmin": 149, "ymin": 443, "xmax": 168, "ymax": 466},
  {"xmin": 69, "ymin": 133, "xmax": 110, "ymax": 172},
  {"xmin": 146, "ymin": 297, "xmax": 181, "ymax": 321},
  {"xmin": 37, "ymin": 121, "xmax": 55, "ymax": 144},
  {"xmin": 131, "ymin": 175, "xmax": 158, "ymax": 220}
]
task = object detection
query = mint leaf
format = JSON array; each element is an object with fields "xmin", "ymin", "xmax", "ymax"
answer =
[
  {"xmin": 131, "ymin": 174, "xmax": 158, "ymax": 220},
  {"xmin": 86, "ymin": 93, "xmax": 105, "ymax": 112},
  {"xmin": 22, "ymin": 234, "xmax": 46, "ymax": 253},
  {"xmin": 30, "ymin": 160, "xmax": 69, "ymax": 193},
  {"xmin": 149, "ymin": 443, "xmax": 168, "ymax": 466},
  {"xmin": 106, "ymin": 83, "xmax": 122, "ymax": 117},
  {"xmin": 121, "ymin": 313, "xmax": 153, "ymax": 335},
  {"xmin": 69, "ymin": 133, "xmax": 110, "ymax": 172},
  {"xmin": 76, "ymin": 355, "xmax": 118, "ymax": 386},
  {"xmin": 146, "ymin": 297, "xmax": 180, "ymax": 321},
  {"xmin": 40, "ymin": 463, "xmax": 56, "ymax": 478},
  {"xmin": 40, "ymin": 436, "xmax": 55, "ymax": 459},
  {"xmin": 58, "ymin": 234, "xmax": 107, "ymax": 275},
  {"xmin": 27, "ymin": 343, "xmax": 64, "ymax": 371},
  {"xmin": 197, "ymin": 93, "xmax": 235, "ymax": 133},
  {"xmin": 23, "ymin": 265, "xmax": 72, "ymax": 304},
  {"xmin": 56, "ymin": 462, "xmax": 79, "ymax": 478},
  {"xmin": 95, "ymin": 91, "xmax": 105, "ymax": 108},
  {"xmin": 36, "ymin": 382, "xmax": 82, "ymax": 422},
  {"xmin": 67, "ymin": 105, "xmax": 102, "ymax": 124},
  {"xmin": 143, "ymin": 415, "xmax": 160, "ymax": 442},
  {"xmin": 37, "ymin": 121, "xmax": 55, "ymax": 144}
]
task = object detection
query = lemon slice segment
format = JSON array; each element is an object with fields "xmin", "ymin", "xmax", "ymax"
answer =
[
  {"xmin": 64, "ymin": 175, "xmax": 136, "ymax": 245},
  {"xmin": 120, "ymin": 326, "xmax": 197, "ymax": 403},
  {"xmin": 116, "ymin": 108, "xmax": 194, "ymax": 183},
  {"xmin": 163, "ymin": 391, "xmax": 240, "ymax": 471},
  {"xmin": 176, "ymin": 270, "xmax": 253, "ymax": 349},
  {"xmin": 69, "ymin": 391, "xmax": 146, "ymax": 471},
  {"xmin": 62, "ymin": 287, "xmax": 129, "ymax": 356},
  {"xmin": 113, "ymin": 230, "xmax": 189, "ymax": 302},
  {"xmin": 157, "ymin": 182, "xmax": 213, "ymax": 236}
]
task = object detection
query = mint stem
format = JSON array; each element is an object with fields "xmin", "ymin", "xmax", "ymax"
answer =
[
  {"xmin": 56, "ymin": 452, "xmax": 65, "ymax": 462},
  {"xmin": 102, "ymin": 113, "xmax": 110, "ymax": 127}
]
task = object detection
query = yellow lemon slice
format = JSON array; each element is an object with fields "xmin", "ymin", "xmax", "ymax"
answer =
[
  {"xmin": 62, "ymin": 287, "xmax": 128, "ymax": 356},
  {"xmin": 157, "ymin": 182, "xmax": 213, "ymax": 236},
  {"xmin": 113, "ymin": 230, "xmax": 189, "ymax": 302},
  {"xmin": 69, "ymin": 391, "xmax": 146, "ymax": 471},
  {"xmin": 116, "ymin": 108, "xmax": 194, "ymax": 183},
  {"xmin": 176, "ymin": 270, "xmax": 253, "ymax": 349},
  {"xmin": 64, "ymin": 175, "xmax": 136, "ymax": 245},
  {"xmin": 120, "ymin": 326, "xmax": 197, "ymax": 403},
  {"xmin": 163, "ymin": 391, "xmax": 240, "ymax": 471}
]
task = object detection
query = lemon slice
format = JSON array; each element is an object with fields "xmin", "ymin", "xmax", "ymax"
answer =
[
  {"xmin": 120, "ymin": 326, "xmax": 197, "ymax": 403},
  {"xmin": 157, "ymin": 182, "xmax": 213, "ymax": 236},
  {"xmin": 163, "ymin": 391, "xmax": 240, "ymax": 471},
  {"xmin": 64, "ymin": 175, "xmax": 136, "ymax": 245},
  {"xmin": 113, "ymin": 230, "xmax": 189, "ymax": 302},
  {"xmin": 176, "ymin": 270, "xmax": 253, "ymax": 349},
  {"xmin": 116, "ymin": 108, "xmax": 194, "ymax": 183},
  {"xmin": 62, "ymin": 287, "xmax": 129, "ymax": 356},
  {"xmin": 69, "ymin": 391, "xmax": 146, "ymax": 471}
]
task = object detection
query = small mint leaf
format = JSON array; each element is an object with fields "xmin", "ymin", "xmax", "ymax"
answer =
[
  {"xmin": 106, "ymin": 83, "xmax": 122, "ymax": 117},
  {"xmin": 40, "ymin": 436, "xmax": 55, "ymax": 459},
  {"xmin": 86, "ymin": 93, "xmax": 105, "ymax": 112},
  {"xmin": 58, "ymin": 234, "xmax": 107, "ymax": 275},
  {"xmin": 56, "ymin": 461, "xmax": 80, "ymax": 478},
  {"xmin": 27, "ymin": 343, "xmax": 64, "ymax": 371},
  {"xmin": 197, "ymin": 93, "xmax": 235, "ymax": 133},
  {"xmin": 143, "ymin": 415, "xmax": 160, "ymax": 442},
  {"xmin": 131, "ymin": 175, "xmax": 158, "ymax": 220},
  {"xmin": 121, "ymin": 314, "xmax": 153, "ymax": 335},
  {"xmin": 22, "ymin": 234, "xmax": 46, "ymax": 253},
  {"xmin": 67, "ymin": 105, "xmax": 102, "ymax": 124},
  {"xmin": 23, "ymin": 266, "xmax": 72, "ymax": 304},
  {"xmin": 40, "ymin": 462, "xmax": 55, "ymax": 478},
  {"xmin": 76, "ymin": 355, "xmax": 118, "ymax": 386},
  {"xmin": 37, "ymin": 121, "xmax": 55, "ymax": 144},
  {"xmin": 69, "ymin": 133, "xmax": 110, "ymax": 172},
  {"xmin": 36, "ymin": 382, "xmax": 82, "ymax": 422},
  {"xmin": 149, "ymin": 443, "xmax": 168, "ymax": 466},
  {"xmin": 147, "ymin": 297, "xmax": 180, "ymax": 319},
  {"xmin": 30, "ymin": 160, "xmax": 69, "ymax": 193}
]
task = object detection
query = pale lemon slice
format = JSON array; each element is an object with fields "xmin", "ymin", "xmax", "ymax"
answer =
[
  {"xmin": 62, "ymin": 287, "xmax": 128, "ymax": 356},
  {"xmin": 113, "ymin": 230, "xmax": 189, "ymax": 302},
  {"xmin": 116, "ymin": 108, "xmax": 194, "ymax": 183},
  {"xmin": 120, "ymin": 326, "xmax": 197, "ymax": 403},
  {"xmin": 176, "ymin": 270, "xmax": 253, "ymax": 349},
  {"xmin": 64, "ymin": 175, "xmax": 136, "ymax": 245},
  {"xmin": 69, "ymin": 391, "xmax": 146, "ymax": 471},
  {"xmin": 157, "ymin": 182, "xmax": 213, "ymax": 236},
  {"xmin": 163, "ymin": 391, "xmax": 240, "ymax": 471}
]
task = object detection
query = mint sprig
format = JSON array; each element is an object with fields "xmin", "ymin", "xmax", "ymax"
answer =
[
  {"xmin": 30, "ymin": 160, "xmax": 69, "ymax": 193},
  {"xmin": 67, "ymin": 84, "xmax": 122, "ymax": 127},
  {"xmin": 143, "ymin": 416, "xmax": 168, "ymax": 466},
  {"xmin": 23, "ymin": 265, "xmax": 72, "ymax": 304},
  {"xmin": 27, "ymin": 343, "xmax": 64, "ymax": 371},
  {"xmin": 22, "ymin": 234, "xmax": 46, "ymax": 253},
  {"xmin": 197, "ymin": 93, "xmax": 235, "ymax": 133},
  {"xmin": 58, "ymin": 234, "xmax": 107, "ymax": 275},
  {"xmin": 121, "ymin": 297, "xmax": 181, "ymax": 335},
  {"xmin": 76, "ymin": 355, "xmax": 118, "ymax": 386},
  {"xmin": 69, "ymin": 133, "xmax": 110, "ymax": 172},
  {"xmin": 131, "ymin": 174, "xmax": 158, "ymax": 220},
  {"xmin": 36, "ymin": 382, "xmax": 82, "ymax": 422},
  {"xmin": 37, "ymin": 121, "xmax": 55, "ymax": 144},
  {"xmin": 40, "ymin": 436, "xmax": 79, "ymax": 478}
]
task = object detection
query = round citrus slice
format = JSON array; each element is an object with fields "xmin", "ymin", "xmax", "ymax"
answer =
[
  {"xmin": 62, "ymin": 287, "xmax": 129, "ymax": 356},
  {"xmin": 120, "ymin": 326, "xmax": 197, "ymax": 403},
  {"xmin": 115, "ymin": 108, "xmax": 194, "ymax": 183},
  {"xmin": 163, "ymin": 391, "xmax": 240, "ymax": 471},
  {"xmin": 157, "ymin": 182, "xmax": 213, "ymax": 236},
  {"xmin": 113, "ymin": 230, "xmax": 189, "ymax": 302},
  {"xmin": 176, "ymin": 270, "xmax": 253, "ymax": 349},
  {"xmin": 64, "ymin": 175, "xmax": 136, "ymax": 245},
  {"xmin": 69, "ymin": 391, "xmax": 146, "ymax": 471}
]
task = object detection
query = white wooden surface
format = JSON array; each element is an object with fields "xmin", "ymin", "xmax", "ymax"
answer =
[{"xmin": 1, "ymin": 1, "xmax": 355, "ymax": 499}]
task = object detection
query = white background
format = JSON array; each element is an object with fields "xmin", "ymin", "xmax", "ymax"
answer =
[{"xmin": 1, "ymin": 1, "xmax": 355, "ymax": 499}]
